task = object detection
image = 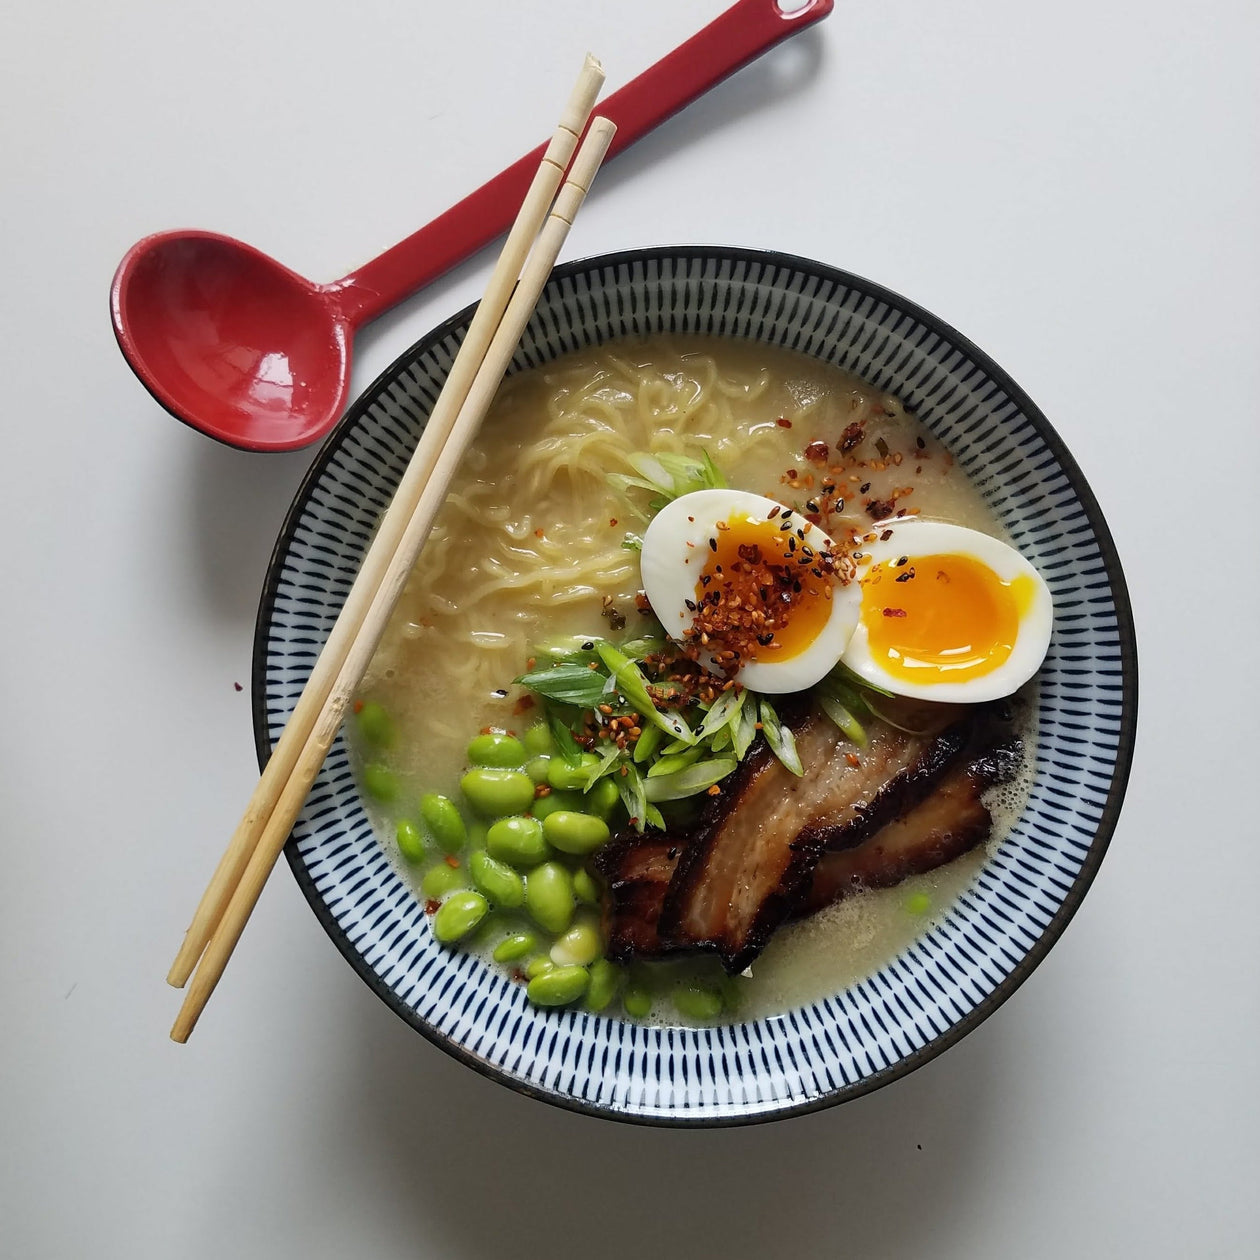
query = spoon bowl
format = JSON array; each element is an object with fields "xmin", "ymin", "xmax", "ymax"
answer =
[{"xmin": 112, "ymin": 230, "xmax": 354, "ymax": 451}]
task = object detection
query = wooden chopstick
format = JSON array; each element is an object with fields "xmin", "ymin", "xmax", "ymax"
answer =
[
  {"xmin": 166, "ymin": 55, "xmax": 606, "ymax": 991},
  {"xmin": 170, "ymin": 114, "xmax": 618, "ymax": 1043}
]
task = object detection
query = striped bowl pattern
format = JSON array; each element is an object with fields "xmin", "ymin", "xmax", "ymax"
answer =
[{"xmin": 254, "ymin": 248, "xmax": 1137, "ymax": 1126}]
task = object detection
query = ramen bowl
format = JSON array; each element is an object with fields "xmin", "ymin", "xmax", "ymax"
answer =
[{"xmin": 253, "ymin": 247, "xmax": 1136, "ymax": 1126}]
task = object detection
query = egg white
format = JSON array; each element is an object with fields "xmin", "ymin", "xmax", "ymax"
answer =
[
  {"xmin": 640, "ymin": 488, "xmax": 861, "ymax": 694},
  {"xmin": 841, "ymin": 518, "xmax": 1052, "ymax": 703}
]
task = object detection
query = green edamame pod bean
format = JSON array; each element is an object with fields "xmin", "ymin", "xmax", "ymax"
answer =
[
  {"xmin": 432, "ymin": 891, "xmax": 488, "ymax": 944},
  {"xmin": 543, "ymin": 810, "xmax": 610, "ymax": 856},
  {"xmin": 522, "ymin": 722, "xmax": 554, "ymax": 756},
  {"xmin": 524, "ymin": 956, "xmax": 555, "ymax": 979},
  {"xmin": 492, "ymin": 931, "xmax": 538, "ymax": 963},
  {"xmin": 459, "ymin": 769, "xmax": 535, "ymax": 819},
  {"xmin": 524, "ymin": 861, "xmax": 575, "ymax": 934},
  {"xmin": 469, "ymin": 851, "xmax": 525, "ymax": 908},
  {"xmin": 585, "ymin": 776, "xmax": 620, "ymax": 821},
  {"xmin": 549, "ymin": 918, "xmax": 602, "ymax": 967},
  {"xmin": 395, "ymin": 818, "xmax": 425, "ymax": 864},
  {"xmin": 546, "ymin": 753, "xmax": 601, "ymax": 792},
  {"xmin": 485, "ymin": 815, "xmax": 549, "ymax": 868},
  {"xmin": 525, "ymin": 755, "xmax": 552, "ymax": 785},
  {"xmin": 421, "ymin": 862, "xmax": 467, "ymax": 898},
  {"xmin": 362, "ymin": 763, "xmax": 401, "ymax": 803},
  {"xmin": 467, "ymin": 732, "xmax": 526, "ymax": 769},
  {"xmin": 527, "ymin": 964, "xmax": 590, "ymax": 1007},
  {"xmin": 355, "ymin": 701, "xmax": 396, "ymax": 749},
  {"xmin": 420, "ymin": 793, "xmax": 467, "ymax": 853},
  {"xmin": 573, "ymin": 866, "xmax": 601, "ymax": 906},
  {"xmin": 585, "ymin": 958, "xmax": 620, "ymax": 1013},
  {"xmin": 622, "ymin": 985, "xmax": 653, "ymax": 1019},
  {"xmin": 672, "ymin": 983, "xmax": 723, "ymax": 1021},
  {"xmin": 530, "ymin": 789, "xmax": 580, "ymax": 821}
]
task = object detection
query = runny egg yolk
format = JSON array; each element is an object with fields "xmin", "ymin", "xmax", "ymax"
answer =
[
  {"xmin": 859, "ymin": 552, "xmax": 1036, "ymax": 682},
  {"xmin": 696, "ymin": 512, "xmax": 834, "ymax": 662}
]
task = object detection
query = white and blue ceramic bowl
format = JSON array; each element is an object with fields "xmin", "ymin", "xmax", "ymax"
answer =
[{"xmin": 254, "ymin": 248, "xmax": 1137, "ymax": 1126}]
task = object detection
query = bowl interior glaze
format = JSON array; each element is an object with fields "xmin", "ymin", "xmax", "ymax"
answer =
[{"xmin": 254, "ymin": 248, "xmax": 1136, "ymax": 1126}]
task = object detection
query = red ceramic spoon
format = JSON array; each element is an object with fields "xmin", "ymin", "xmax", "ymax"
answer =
[{"xmin": 110, "ymin": 0, "xmax": 833, "ymax": 452}]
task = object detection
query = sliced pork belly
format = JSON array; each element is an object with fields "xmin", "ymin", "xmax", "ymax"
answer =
[
  {"xmin": 804, "ymin": 735, "xmax": 1022, "ymax": 912},
  {"xmin": 655, "ymin": 707, "xmax": 968, "ymax": 973},
  {"xmin": 595, "ymin": 831, "xmax": 684, "ymax": 961}
]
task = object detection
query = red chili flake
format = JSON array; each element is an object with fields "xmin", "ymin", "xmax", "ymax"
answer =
[
  {"xmin": 804, "ymin": 440, "xmax": 829, "ymax": 463},
  {"xmin": 706, "ymin": 784, "xmax": 722, "ymax": 796},
  {"xmin": 513, "ymin": 695, "xmax": 535, "ymax": 715},
  {"xmin": 609, "ymin": 518, "xmax": 618, "ymax": 527},
  {"xmin": 510, "ymin": 969, "xmax": 528, "ymax": 984},
  {"xmin": 844, "ymin": 752, "xmax": 861, "ymax": 768},
  {"xmin": 444, "ymin": 854, "xmax": 460, "ymax": 869},
  {"xmin": 352, "ymin": 699, "xmax": 364, "ymax": 714},
  {"xmin": 534, "ymin": 528, "xmax": 544, "ymax": 538},
  {"xmin": 840, "ymin": 422, "xmax": 865, "ymax": 453},
  {"xmin": 776, "ymin": 417, "xmax": 793, "ymax": 428},
  {"xmin": 883, "ymin": 607, "xmax": 907, "ymax": 617},
  {"xmin": 866, "ymin": 498, "xmax": 896, "ymax": 522},
  {"xmin": 534, "ymin": 783, "xmax": 551, "ymax": 798},
  {"xmin": 424, "ymin": 899, "xmax": 441, "ymax": 915},
  {"xmin": 234, "ymin": 682, "xmax": 243, "ymax": 693}
]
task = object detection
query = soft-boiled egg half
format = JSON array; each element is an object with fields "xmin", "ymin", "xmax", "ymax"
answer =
[
  {"xmin": 841, "ymin": 518, "xmax": 1053, "ymax": 703},
  {"xmin": 640, "ymin": 490, "xmax": 1052, "ymax": 703},
  {"xmin": 640, "ymin": 488, "xmax": 861, "ymax": 694}
]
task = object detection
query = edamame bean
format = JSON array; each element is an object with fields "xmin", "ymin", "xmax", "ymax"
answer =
[
  {"xmin": 527, "ymin": 964, "xmax": 590, "ymax": 1007},
  {"xmin": 524, "ymin": 861, "xmax": 575, "ymax": 934},
  {"xmin": 459, "ymin": 769, "xmax": 535, "ymax": 819},
  {"xmin": 672, "ymin": 983, "xmax": 723, "ymax": 1021},
  {"xmin": 421, "ymin": 862, "xmax": 467, "ymax": 899},
  {"xmin": 469, "ymin": 851, "xmax": 525, "ymax": 908},
  {"xmin": 543, "ymin": 810, "xmax": 610, "ymax": 856},
  {"xmin": 530, "ymin": 789, "xmax": 580, "ymax": 821},
  {"xmin": 492, "ymin": 931, "xmax": 537, "ymax": 963},
  {"xmin": 546, "ymin": 753, "xmax": 600, "ymax": 792},
  {"xmin": 549, "ymin": 917, "xmax": 602, "ymax": 967},
  {"xmin": 355, "ymin": 701, "xmax": 395, "ymax": 749},
  {"xmin": 585, "ymin": 958, "xmax": 620, "ymax": 1013},
  {"xmin": 467, "ymin": 732, "xmax": 526, "ymax": 769},
  {"xmin": 622, "ymin": 985, "xmax": 653, "ymax": 1019},
  {"xmin": 485, "ymin": 815, "xmax": 549, "ymax": 868},
  {"xmin": 905, "ymin": 890, "xmax": 932, "ymax": 916},
  {"xmin": 522, "ymin": 722, "xmax": 554, "ymax": 756},
  {"xmin": 432, "ymin": 891, "xmax": 488, "ymax": 944},
  {"xmin": 420, "ymin": 793, "xmax": 467, "ymax": 853},
  {"xmin": 362, "ymin": 763, "xmax": 400, "ymax": 803},
  {"xmin": 525, "ymin": 755, "xmax": 552, "ymax": 785},
  {"xmin": 395, "ymin": 818, "xmax": 425, "ymax": 864},
  {"xmin": 573, "ymin": 866, "xmax": 601, "ymax": 906},
  {"xmin": 585, "ymin": 776, "xmax": 620, "ymax": 821},
  {"xmin": 524, "ymin": 956, "xmax": 555, "ymax": 979}
]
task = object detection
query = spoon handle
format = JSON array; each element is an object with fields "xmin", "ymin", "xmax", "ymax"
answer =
[{"xmin": 328, "ymin": 0, "xmax": 833, "ymax": 326}]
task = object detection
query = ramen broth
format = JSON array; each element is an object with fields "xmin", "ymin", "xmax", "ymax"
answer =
[{"xmin": 353, "ymin": 335, "xmax": 1033, "ymax": 1021}]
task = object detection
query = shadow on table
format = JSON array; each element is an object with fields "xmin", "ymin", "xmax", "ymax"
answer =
[{"xmin": 335, "ymin": 985, "xmax": 1005, "ymax": 1260}]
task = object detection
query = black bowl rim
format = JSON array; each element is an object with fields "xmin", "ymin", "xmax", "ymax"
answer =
[{"xmin": 253, "ymin": 245, "xmax": 1138, "ymax": 1128}]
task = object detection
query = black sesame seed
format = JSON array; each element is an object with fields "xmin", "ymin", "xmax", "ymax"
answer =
[
  {"xmin": 708, "ymin": 537, "xmax": 717, "ymax": 552},
  {"xmin": 880, "ymin": 529, "xmax": 893, "ymax": 541},
  {"xmin": 860, "ymin": 482, "xmax": 871, "ymax": 493},
  {"xmin": 895, "ymin": 556, "xmax": 908, "ymax": 566},
  {"xmin": 493, "ymin": 689, "xmax": 508, "ymax": 697},
  {"xmin": 916, "ymin": 436, "xmax": 926, "ymax": 449},
  {"xmin": 582, "ymin": 641, "xmax": 594, "ymax": 650}
]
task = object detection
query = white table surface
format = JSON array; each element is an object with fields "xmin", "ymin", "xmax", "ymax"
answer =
[{"xmin": 4, "ymin": 1, "xmax": 1258, "ymax": 1255}]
